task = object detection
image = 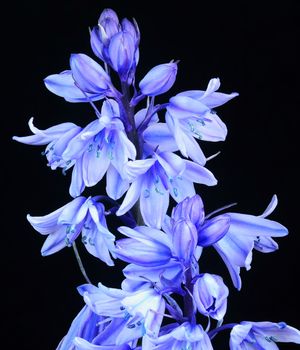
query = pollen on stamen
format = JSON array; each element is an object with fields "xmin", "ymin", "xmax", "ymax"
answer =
[{"xmin": 144, "ymin": 189, "xmax": 150, "ymax": 198}]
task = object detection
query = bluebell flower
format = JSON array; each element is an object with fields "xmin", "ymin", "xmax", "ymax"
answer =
[
  {"xmin": 166, "ymin": 78, "xmax": 238, "ymax": 164},
  {"xmin": 192, "ymin": 273, "xmax": 229, "ymax": 321},
  {"xmin": 56, "ymin": 305, "xmax": 103, "ymax": 350},
  {"xmin": 146, "ymin": 322, "xmax": 213, "ymax": 350},
  {"xmin": 116, "ymin": 151, "xmax": 217, "ymax": 228},
  {"xmin": 27, "ymin": 196, "xmax": 116, "ymax": 265},
  {"xmin": 62, "ymin": 99, "xmax": 136, "ymax": 198},
  {"xmin": 229, "ymin": 321, "xmax": 300, "ymax": 349},
  {"xmin": 12, "ymin": 117, "xmax": 82, "ymax": 169},
  {"xmin": 13, "ymin": 100, "xmax": 136, "ymax": 198},
  {"xmin": 90, "ymin": 8, "xmax": 140, "ymax": 84},
  {"xmin": 212, "ymin": 195, "xmax": 288, "ymax": 290},
  {"xmin": 78, "ymin": 281, "xmax": 165, "ymax": 341},
  {"xmin": 139, "ymin": 62, "xmax": 178, "ymax": 97},
  {"xmin": 44, "ymin": 54, "xmax": 118, "ymax": 103}
]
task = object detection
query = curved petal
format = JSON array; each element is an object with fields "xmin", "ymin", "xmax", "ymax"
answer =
[
  {"xmin": 106, "ymin": 165, "xmax": 129, "ymax": 200},
  {"xmin": 70, "ymin": 54, "xmax": 111, "ymax": 93},
  {"xmin": 198, "ymin": 214, "xmax": 230, "ymax": 247},
  {"xmin": 143, "ymin": 122, "xmax": 178, "ymax": 152},
  {"xmin": 41, "ymin": 226, "xmax": 67, "ymax": 256},
  {"xmin": 116, "ymin": 177, "xmax": 142, "ymax": 216},
  {"xmin": 69, "ymin": 157, "xmax": 85, "ymax": 198},
  {"xmin": 44, "ymin": 70, "xmax": 102, "ymax": 102},
  {"xmin": 183, "ymin": 160, "xmax": 217, "ymax": 186}
]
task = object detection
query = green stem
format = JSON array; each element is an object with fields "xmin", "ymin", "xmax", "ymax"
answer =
[{"xmin": 72, "ymin": 241, "xmax": 92, "ymax": 284}]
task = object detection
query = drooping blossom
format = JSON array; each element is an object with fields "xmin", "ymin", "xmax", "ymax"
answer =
[
  {"xmin": 229, "ymin": 321, "xmax": 300, "ymax": 349},
  {"xmin": 166, "ymin": 78, "xmax": 238, "ymax": 164},
  {"xmin": 27, "ymin": 196, "xmax": 116, "ymax": 265}
]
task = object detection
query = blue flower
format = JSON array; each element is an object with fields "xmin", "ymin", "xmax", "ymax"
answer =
[
  {"xmin": 230, "ymin": 321, "xmax": 300, "ymax": 349},
  {"xmin": 13, "ymin": 100, "xmax": 136, "ymax": 198},
  {"xmin": 57, "ymin": 305, "xmax": 103, "ymax": 350},
  {"xmin": 146, "ymin": 322, "xmax": 213, "ymax": 350},
  {"xmin": 212, "ymin": 195, "xmax": 288, "ymax": 290},
  {"xmin": 116, "ymin": 151, "xmax": 217, "ymax": 229},
  {"xmin": 193, "ymin": 273, "xmax": 229, "ymax": 321},
  {"xmin": 139, "ymin": 61, "xmax": 178, "ymax": 97},
  {"xmin": 166, "ymin": 78, "xmax": 238, "ymax": 164},
  {"xmin": 27, "ymin": 196, "xmax": 116, "ymax": 265},
  {"xmin": 62, "ymin": 99, "xmax": 136, "ymax": 198},
  {"xmin": 90, "ymin": 8, "xmax": 140, "ymax": 84},
  {"xmin": 44, "ymin": 54, "xmax": 118, "ymax": 103},
  {"xmin": 78, "ymin": 281, "xmax": 165, "ymax": 341}
]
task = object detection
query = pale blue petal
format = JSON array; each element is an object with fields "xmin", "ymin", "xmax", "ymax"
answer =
[
  {"xmin": 116, "ymin": 177, "xmax": 142, "ymax": 216},
  {"xmin": 69, "ymin": 157, "xmax": 85, "ymax": 198},
  {"xmin": 140, "ymin": 173, "xmax": 169, "ymax": 229},
  {"xmin": 70, "ymin": 54, "xmax": 111, "ymax": 93},
  {"xmin": 41, "ymin": 226, "xmax": 67, "ymax": 256},
  {"xmin": 44, "ymin": 70, "xmax": 102, "ymax": 102},
  {"xmin": 106, "ymin": 165, "xmax": 129, "ymax": 200},
  {"xmin": 82, "ymin": 145, "xmax": 110, "ymax": 187},
  {"xmin": 155, "ymin": 152, "xmax": 185, "ymax": 177},
  {"xmin": 214, "ymin": 242, "xmax": 243, "ymax": 290},
  {"xmin": 143, "ymin": 123, "xmax": 178, "ymax": 152},
  {"xmin": 198, "ymin": 214, "xmax": 230, "ymax": 247},
  {"xmin": 169, "ymin": 95, "xmax": 210, "ymax": 115},
  {"xmin": 58, "ymin": 197, "xmax": 86, "ymax": 225},
  {"xmin": 251, "ymin": 321, "xmax": 300, "ymax": 344},
  {"xmin": 13, "ymin": 118, "xmax": 79, "ymax": 145},
  {"xmin": 259, "ymin": 194, "xmax": 278, "ymax": 218},
  {"xmin": 227, "ymin": 213, "xmax": 288, "ymax": 238},
  {"xmin": 183, "ymin": 160, "xmax": 217, "ymax": 186},
  {"xmin": 195, "ymin": 113, "xmax": 227, "ymax": 142},
  {"xmin": 27, "ymin": 204, "xmax": 66, "ymax": 235},
  {"xmin": 254, "ymin": 236, "xmax": 278, "ymax": 253},
  {"xmin": 63, "ymin": 120, "xmax": 104, "ymax": 160}
]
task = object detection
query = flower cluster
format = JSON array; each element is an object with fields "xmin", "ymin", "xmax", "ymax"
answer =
[{"xmin": 14, "ymin": 8, "xmax": 300, "ymax": 350}]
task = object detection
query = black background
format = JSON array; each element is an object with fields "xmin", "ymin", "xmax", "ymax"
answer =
[{"xmin": 3, "ymin": 0, "xmax": 299, "ymax": 349}]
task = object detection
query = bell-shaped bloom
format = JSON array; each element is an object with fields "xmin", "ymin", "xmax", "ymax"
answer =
[
  {"xmin": 27, "ymin": 196, "xmax": 116, "ymax": 265},
  {"xmin": 116, "ymin": 151, "xmax": 216, "ymax": 229},
  {"xmin": 230, "ymin": 321, "xmax": 300, "ymax": 349},
  {"xmin": 147, "ymin": 322, "xmax": 213, "ymax": 350},
  {"xmin": 166, "ymin": 78, "xmax": 238, "ymax": 164},
  {"xmin": 170, "ymin": 195, "xmax": 230, "ymax": 248},
  {"xmin": 139, "ymin": 62, "xmax": 178, "ymax": 97},
  {"xmin": 56, "ymin": 305, "xmax": 104, "ymax": 350},
  {"xmin": 78, "ymin": 281, "xmax": 165, "ymax": 341},
  {"xmin": 213, "ymin": 195, "xmax": 288, "ymax": 290},
  {"xmin": 13, "ymin": 117, "xmax": 82, "ymax": 170},
  {"xmin": 14, "ymin": 100, "xmax": 136, "ymax": 198},
  {"xmin": 193, "ymin": 273, "xmax": 229, "ymax": 321},
  {"xmin": 115, "ymin": 226, "xmax": 173, "ymax": 267},
  {"xmin": 44, "ymin": 54, "xmax": 117, "ymax": 103},
  {"xmin": 62, "ymin": 99, "xmax": 136, "ymax": 198}
]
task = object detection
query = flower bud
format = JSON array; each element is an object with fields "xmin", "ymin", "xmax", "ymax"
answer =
[
  {"xmin": 193, "ymin": 273, "xmax": 229, "ymax": 320},
  {"xmin": 172, "ymin": 195, "xmax": 205, "ymax": 230},
  {"xmin": 108, "ymin": 31, "xmax": 137, "ymax": 82},
  {"xmin": 139, "ymin": 62, "xmax": 178, "ymax": 96},
  {"xmin": 172, "ymin": 219, "xmax": 198, "ymax": 265}
]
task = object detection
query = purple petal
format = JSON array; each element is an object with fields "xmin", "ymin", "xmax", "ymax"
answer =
[
  {"xmin": 41, "ymin": 226, "xmax": 67, "ymax": 256},
  {"xmin": 69, "ymin": 157, "xmax": 85, "ymax": 198},
  {"xmin": 116, "ymin": 177, "xmax": 142, "ymax": 216}
]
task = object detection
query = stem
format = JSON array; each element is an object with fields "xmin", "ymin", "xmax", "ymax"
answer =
[
  {"xmin": 207, "ymin": 323, "xmax": 237, "ymax": 339},
  {"xmin": 72, "ymin": 241, "xmax": 92, "ymax": 284},
  {"xmin": 183, "ymin": 267, "xmax": 195, "ymax": 323}
]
